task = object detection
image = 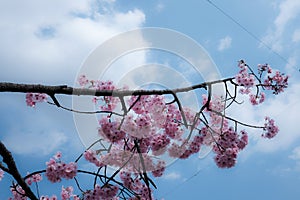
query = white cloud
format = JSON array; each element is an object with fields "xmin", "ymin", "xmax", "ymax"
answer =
[
  {"xmin": 289, "ymin": 146, "xmax": 300, "ymax": 160},
  {"xmin": 0, "ymin": 1, "xmax": 149, "ymax": 155},
  {"xmin": 284, "ymin": 54, "xmax": 298, "ymax": 75},
  {"xmin": 292, "ymin": 29, "xmax": 300, "ymax": 42},
  {"xmin": 261, "ymin": 0, "xmax": 300, "ymax": 52},
  {"xmin": 163, "ymin": 172, "xmax": 181, "ymax": 180},
  {"xmin": 155, "ymin": 3, "xmax": 165, "ymax": 12},
  {"xmin": 222, "ymin": 63, "xmax": 300, "ymax": 156},
  {"xmin": 0, "ymin": 0, "xmax": 146, "ymax": 84},
  {"xmin": 274, "ymin": 0, "xmax": 300, "ymax": 33},
  {"xmin": 217, "ymin": 36, "xmax": 232, "ymax": 51},
  {"xmin": 253, "ymin": 81, "xmax": 300, "ymax": 152},
  {"xmin": 289, "ymin": 146, "xmax": 300, "ymax": 171},
  {"xmin": 228, "ymin": 81, "xmax": 300, "ymax": 154},
  {"xmin": 3, "ymin": 130, "xmax": 67, "ymax": 156}
]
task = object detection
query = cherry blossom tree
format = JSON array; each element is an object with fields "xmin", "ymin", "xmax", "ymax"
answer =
[{"xmin": 0, "ymin": 61, "xmax": 288, "ymax": 199}]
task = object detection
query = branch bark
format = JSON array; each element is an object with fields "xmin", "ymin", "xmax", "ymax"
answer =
[
  {"xmin": 0, "ymin": 78, "xmax": 234, "ymax": 97},
  {"xmin": 0, "ymin": 141, "xmax": 38, "ymax": 200}
]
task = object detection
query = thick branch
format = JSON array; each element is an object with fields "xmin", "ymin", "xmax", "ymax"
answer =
[
  {"xmin": 0, "ymin": 141, "xmax": 38, "ymax": 200},
  {"xmin": 0, "ymin": 78, "xmax": 234, "ymax": 97}
]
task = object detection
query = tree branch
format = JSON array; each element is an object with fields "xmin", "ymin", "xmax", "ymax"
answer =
[
  {"xmin": 0, "ymin": 78, "xmax": 234, "ymax": 97},
  {"xmin": 0, "ymin": 141, "xmax": 38, "ymax": 200}
]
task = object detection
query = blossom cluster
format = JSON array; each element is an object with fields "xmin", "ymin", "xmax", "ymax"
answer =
[
  {"xmin": 45, "ymin": 152, "xmax": 77, "ymax": 183},
  {"xmin": 78, "ymin": 75, "xmax": 120, "ymax": 111},
  {"xmin": 81, "ymin": 72, "xmax": 280, "ymax": 175},
  {"xmin": 264, "ymin": 70, "xmax": 289, "ymax": 94},
  {"xmin": 37, "ymin": 186, "xmax": 79, "ymax": 200},
  {"xmin": 83, "ymin": 184, "xmax": 119, "ymax": 200},
  {"xmin": 84, "ymin": 147, "xmax": 166, "ymax": 178},
  {"xmin": 258, "ymin": 63, "xmax": 289, "ymax": 94},
  {"xmin": 98, "ymin": 117, "xmax": 126, "ymax": 143},
  {"xmin": 84, "ymin": 149, "xmax": 104, "ymax": 167},
  {"xmin": 8, "ymin": 186, "xmax": 27, "ymax": 200},
  {"xmin": 213, "ymin": 128, "xmax": 248, "ymax": 168},
  {"xmin": 235, "ymin": 61, "xmax": 255, "ymax": 88},
  {"xmin": 61, "ymin": 186, "xmax": 79, "ymax": 200},
  {"xmin": 262, "ymin": 117, "xmax": 279, "ymax": 139},
  {"xmin": 201, "ymin": 93, "xmax": 249, "ymax": 168},
  {"xmin": 25, "ymin": 93, "xmax": 47, "ymax": 107},
  {"xmin": 235, "ymin": 61, "xmax": 263, "ymax": 105},
  {"xmin": 15, "ymin": 61, "xmax": 287, "ymax": 199},
  {"xmin": 26, "ymin": 173, "xmax": 42, "ymax": 185},
  {"xmin": 120, "ymin": 171, "xmax": 154, "ymax": 200},
  {"xmin": 39, "ymin": 196, "xmax": 58, "ymax": 200},
  {"xmin": 249, "ymin": 92, "xmax": 265, "ymax": 105},
  {"xmin": 93, "ymin": 94, "xmax": 202, "ymax": 173},
  {"xmin": 236, "ymin": 62, "xmax": 289, "ymax": 105}
]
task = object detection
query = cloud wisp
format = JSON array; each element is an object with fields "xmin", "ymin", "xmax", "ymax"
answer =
[
  {"xmin": 0, "ymin": 0, "xmax": 145, "ymax": 84},
  {"xmin": 3, "ymin": 130, "xmax": 67, "ymax": 156},
  {"xmin": 261, "ymin": 0, "xmax": 300, "ymax": 52},
  {"xmin": 218, "ymin": 36, "xmax": 232, "ymax": 51}
]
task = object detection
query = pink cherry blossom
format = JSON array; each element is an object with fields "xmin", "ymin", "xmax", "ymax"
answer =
[
  {"xmin": 150, "ymin": 134, "xmax": 170, "ymax": 154},
  {"xmin": 61, "ymin": 186, "xmax": 75, "ymax": 200},
  {"xmin": 98, "ymin": 117, "xmax": 126, "ymax": 142},
  {"xmin": 258, "ymin": 63, "xmax": 272, "ymax": 74},
  {"xmin": 26, "ymin": 93, "xmax": 47, "ymax": 107},
  {"xmin": 54, "ymin": 151, "xmax": 62, "ymax": 160},
  {"xmin": 249, "ymin": 92, "xmax": 265, "ymax": 105},
  {"xmin": 239, "ymin": 87, "xmax": 251, "ymax": 94},
  {"xmin": 40, "ymin": 195, "xmax": 58, "ymax": 200},
  {"xmin": 214, "ymin": 148, "xmax": 238, "ymax": 168},
  {"xmin": 151, "ymin": 160, "xmax": 166, "ymax": 177},
  {"xmin": 128, "ymin": 95, "xmax": 147, "ymax": 114},
  {"xmin": 45, "ymin": 152, "xmax": 77, "ymax": 183},
  {"xmin": 26, "ymin": 173, "xmax": 42, "ymax": 185},
  {"xmin": 83, "ymin": 184, "xmax": 119, "ymax": 200},
  {"xmin": 264, "ymin": 71, "xmax": 289, "ymax": 94},
  {"xmin": 212, "ymin": 128, "xmax": 249, "ymax": 168},
  {"xmin": 85, "ymin": 80, "xmax": 120, "ymax": 111},
  {"xmin": 9, "ymin": 186, "xmax": 27, "ymax": 200},
  {"xmin": 237, "ymin": 130, "xmax": 248, "ymax": 150},
  {"xmin": 19, "ymin": 67, "xmax": 289, "ymax": 199},
  {"xmin": 235, "ymin": 61, "xmax": 255, "ymax": 88},
  {"xmin": 168, "ymin": 142, "xmax": 187, "ymax": 158},
  {"xmin": 262, "ymin": 117, "xmax": 279, "ymax": 139},
  {"xmin": 84, "ymin": 149, "xmax": 104, "ymax": 167},
  {"xmin": 78, "ymin": 75, "xmax": 89, "ymax": 87},
  {"xmin": 0, "ymin": 169, "xmax": 4, "ymax": 181}
]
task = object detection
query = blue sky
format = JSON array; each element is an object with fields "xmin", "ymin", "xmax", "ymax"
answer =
[{"xmin": 1, "ymin": 0, "xmax": 300, "ymax": 199}]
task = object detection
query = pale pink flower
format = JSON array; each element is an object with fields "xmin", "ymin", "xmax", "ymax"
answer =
[
  {"xmin": 249, "ymin": 92, "xmax": 265, "ymax": 105},
  {"xmin": 212, "ymin": 127, "xmax": 249, "ymax": 168},
  {"xmin": 235, "ymin": 62, "xmax": 255, "ymax": 89},
  {"xmin": 263, "ymin": 70, "xmax": 288, "ymax": 94},
  {"xmin": 40, "ymin": 195, "xmax": 58, "ymax": 200},
  {"xmin": 45, "ymin": 153, "xmax": 77, "ymax": 183},
  {"xmin": 54, "ymin": 151, "xmax": 62, "ymax": 160},
  {"xmin": 9, "ymin": 186, "xmax": 27, "ymax": 200},
  {"xmin": 84, "ymin": 149, "xmax": 103, "ymax": 167},
  {"xmin": 26, "ymin": 173, "xmax": 42, "ymax": 185},
  {"xmin": 151, "ymin": 160, "xmax": 166, "ymax": 177},
  {"xmin": 61, "ymin": 186, "xmax": 74, "ymax": 200},
  {"xmin": 78, "ymin": 75, "xmax": 89, "ymax": 87},
  {"xmin": 83, "ymin": 184, "xmax": 119, "ymax": 200},
  {"xmin": 98, "ymin": 118, "xmax": 126, "ymax": 142},
  {"xmin": 262, "ymin": 117, "xmax": 279, "ymax": 139},
  {"xmin": 26, "ymin": 93, "xmax": 47, "ymax": 107},
  {"xmin": 0, "ymin": 169, "xmax": 4, "ymax": 181}
]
